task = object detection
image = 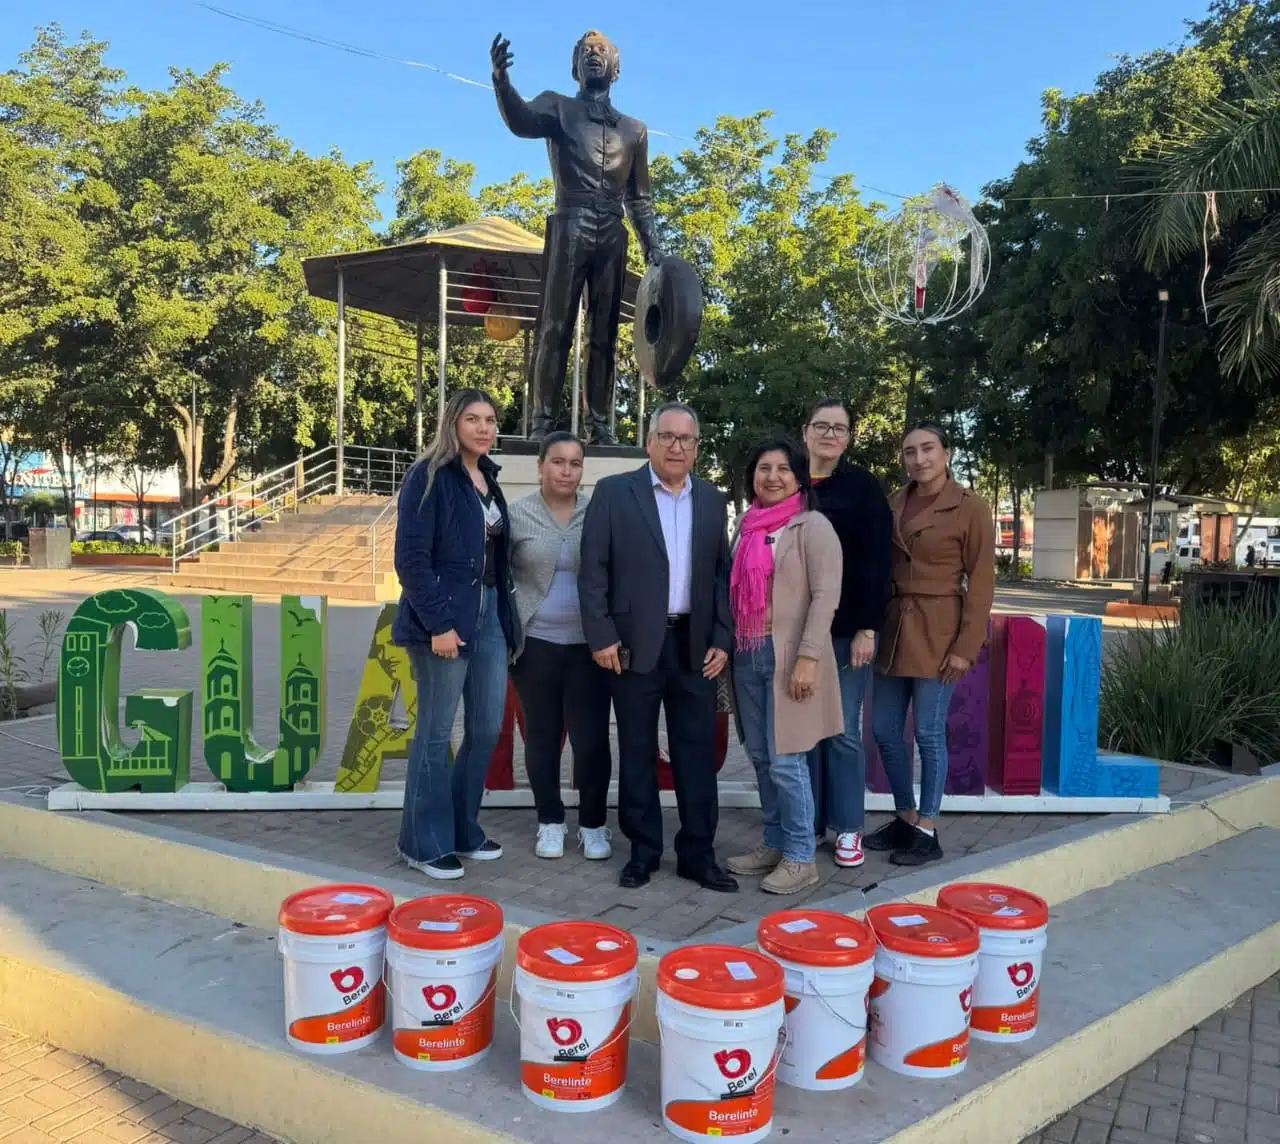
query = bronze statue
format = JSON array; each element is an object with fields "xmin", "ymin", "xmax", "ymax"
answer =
[{"xmin": 490, "ymin": 30, "xmax": 661, "ymax": 444}]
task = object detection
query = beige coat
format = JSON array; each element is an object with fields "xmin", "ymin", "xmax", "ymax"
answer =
[
  {"xmin": 875, "ymin": 478, "xmax": 996, "ymax": 678},
  {"xmin": 732, "ymin": 510, "xmax": 845, "ymax": 756}
]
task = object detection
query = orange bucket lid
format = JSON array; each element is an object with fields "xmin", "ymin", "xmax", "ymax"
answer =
[
  {"xmin": 388, "ymin": 895, "xmax": 503, "ymax": 950},
  {"xmin": 936, "ymin": 883, "xmax": 1050, "ymax": 931},
  {"xmin": 278, "ymin": 883, "xmax": 394, "ymax": 937},
  {"xmin": 658, "ymin": 944, "xmax": 785, "ymax": 1011},
  {"xmin": 866, "ymin": 903, "xmax": 980, "ymax": 959},
  {"xmin": 516, "ymin": 922, "xmax": 638, "ymax": 982},
  {"xmin": 757, "ymin": 909, "xmax": 876, "ymax": 968}
]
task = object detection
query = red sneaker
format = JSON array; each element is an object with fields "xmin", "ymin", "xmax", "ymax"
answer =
[{"xmin": 834, "ymin": 831, "xmax": 865, "ymax": 868}]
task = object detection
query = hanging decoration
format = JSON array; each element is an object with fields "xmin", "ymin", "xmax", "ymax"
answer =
[
  {"xmin": 484, "ymin": 304, "xmax": 521, "ymax": 342},
  {"xmin": 857, "ymin": 184, "xmax": 991, "ymax": 326}
]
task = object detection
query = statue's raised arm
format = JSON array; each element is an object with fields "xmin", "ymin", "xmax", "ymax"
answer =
[{"xmin": 490, "ymin": 33, "xmax": 557, "ymax": 140}]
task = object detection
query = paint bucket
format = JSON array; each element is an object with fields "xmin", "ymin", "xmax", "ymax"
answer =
[
  {"xmin": 757, "ymin": 909, "xmax": 877, "ymax": 1092},
  {"xmin": 936, "ymin": 882, "xmax": 1049, "ymax": 1044},
  {"xmin": 277, "ymin": 883, "xmax": 395, "ymax": 1054},
  {"xmin": 657, "ymin": 944, "xmax": 787, "ymax": 1143},
  {"xmin": 865, "ymin": 903, "xmax": 980, "ymax": 1079},
  {"xmin": 385, "ymin": 894, "xmax": 505, "ymax": 1071},
  {"xmin": 514, "ymin": 921, "xmax": 639, "ymax": 1112}
]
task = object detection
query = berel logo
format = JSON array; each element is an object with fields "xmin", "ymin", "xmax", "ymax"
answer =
[
  {"xmin": 715, "ymin": 1049, "xmax": 752, "ymax": 1080},
  {"xmin": 1007, "ymin": 962, "xmax": 1035, "ymax": 988},
  {"xmin": 959, "ymin": 987, "xmax": 972, "ymax": 1013},
  {"xmin": 547, "ymin": 1017, "xmax": 583, "ymax": 1046},
  {"xmin": 423, "ymin": 984, "xmax": 458, "ymax": 1011},
  {"xmin": 330, "ymin": 967, "xmax": 364, "ymax": 993}
]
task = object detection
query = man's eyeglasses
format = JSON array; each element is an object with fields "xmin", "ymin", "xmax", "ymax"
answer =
[
  {"xmin": 808, "ymin": 421, "xmax": 850, "ymax": 439},
  {"xmin": 655, "ymin": 431, "xmax": 699, "ymax": 450}
]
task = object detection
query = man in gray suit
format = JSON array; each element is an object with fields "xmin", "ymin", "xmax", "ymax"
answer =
[{"xmin": 578, "ymin": 403, "xmax": 737, "ymax": 891}]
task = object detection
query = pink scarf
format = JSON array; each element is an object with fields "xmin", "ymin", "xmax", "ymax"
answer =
[{"xmin": 731, "ymin": 492, "xmax": 805, "ymax": 651}]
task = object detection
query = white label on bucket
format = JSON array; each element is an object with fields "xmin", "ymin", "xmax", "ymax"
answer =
[
  {"xmin": 993, "ymin": 907, "xmax": 1024, "ymax": 918},
  {"xmin": 417, "ymin": 920, "xmax": 462, "ymax": 932},
  {"xmin": 543, "ymin": 947, "xmax": 583, "ymax": 965},
  {"xmin": 778, "ymin": 918, "xmax": 818, "ymax": 934},
  {"xmin": 331, "ymin": 892, "xmax": 373, "ymax": 905},
  {"xmin": 889, "ymin": 914, "xmax": 929, "ymax": 927},
  {"xmin": 725, "ymin": 961, "xmax": 757, "ymax": 981}
]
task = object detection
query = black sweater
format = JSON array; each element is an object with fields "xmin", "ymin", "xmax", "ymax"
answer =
[{"xmin": 811, "ymin": 461, "xmax": 893, "ymax": 637}]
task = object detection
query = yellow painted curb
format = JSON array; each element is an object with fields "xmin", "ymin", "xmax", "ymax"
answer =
[
  {"xmin": 0, "ymin": 959, "xmax": 516, "ymax": 1144},
  {"xmin": 882, "ymin": 919, "xmax": 1280, "ymax": 1144},
  {"xmin": 2, "ymin": 775, "xmax": 1275, "ymax": 1045}
]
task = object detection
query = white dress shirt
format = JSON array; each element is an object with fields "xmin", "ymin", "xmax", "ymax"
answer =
[{"xmin": 650, "ymin": 464, "xmax": 694, "ymax": 615}]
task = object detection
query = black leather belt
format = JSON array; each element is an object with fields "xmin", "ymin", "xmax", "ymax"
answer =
[{"xmin": 666, "ymin": 613, "xmax": 690, "ymax": 627}]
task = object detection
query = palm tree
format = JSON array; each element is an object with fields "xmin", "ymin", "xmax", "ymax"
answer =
[{"xmin": 1136, "ymin": 71, "xmax": 1280, "ymax": 378}]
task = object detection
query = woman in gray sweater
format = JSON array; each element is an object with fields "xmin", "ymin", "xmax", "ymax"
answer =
[{"xmin": 508, "ymin": 432, "xmax": 614, "ymax": 861}]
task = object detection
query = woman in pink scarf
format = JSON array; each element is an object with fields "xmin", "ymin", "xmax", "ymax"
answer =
[{"xmin": 726, "ymin": 437, "xmax": 844, "ymax": 895}]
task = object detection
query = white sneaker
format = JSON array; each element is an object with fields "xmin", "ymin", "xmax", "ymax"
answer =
[
  {"xmin": 835, "ymin": 831, "xmax": 865, "ymax": 868},
  {"xmin": 579, "ymin": 826, "xmax": 613, "ymax": 861},
  {"xmin": 535, "ymin": 823, "xmax": 567, "ymax": 859}
]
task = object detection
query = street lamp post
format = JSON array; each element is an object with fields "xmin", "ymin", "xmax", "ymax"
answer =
[{"xmin": 1142, "ymin": 288, "xmax": 1170, "ymax": 605}]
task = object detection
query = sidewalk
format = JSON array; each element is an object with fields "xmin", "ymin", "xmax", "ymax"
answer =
[
  {"xmin": 0, "ymin": 1031, "xmax": 279, "ymax": 1144},
  {"xmin": 1023, "ymin": 973, "xmax": 1280, "ymax": 1144}
]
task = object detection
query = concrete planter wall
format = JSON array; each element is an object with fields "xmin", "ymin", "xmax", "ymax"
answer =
[{"xmin": 71, "ymin": 553, "xmax": 171, "ymax": 569}]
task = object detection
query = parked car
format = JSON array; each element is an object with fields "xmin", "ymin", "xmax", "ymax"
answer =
[{"xmin": 83, "ymin": 525, "xmax": 154, "ymax": 545}]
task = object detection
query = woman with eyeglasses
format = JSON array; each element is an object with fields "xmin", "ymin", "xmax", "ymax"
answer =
[
  {"xmin": 802, "ymin": 397, "xmax": 893, "ymax": 870},
  {"xmin": 865, "ymin": 421, "xmax": 994, "ymax": 867}
]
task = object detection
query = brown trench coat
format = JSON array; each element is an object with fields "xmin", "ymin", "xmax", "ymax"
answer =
[
  {"xmin": 731, "ymin": 511, "xmax": 845, "ymax": 756},
  {"xmin": 875, "ymin": 478, "xmax": 996, "ymax": 679}
]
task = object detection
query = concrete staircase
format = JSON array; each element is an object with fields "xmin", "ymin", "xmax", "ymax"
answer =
[{"xmin": 161, "ymin": 494, "xmax": 399, "ymax": 602}]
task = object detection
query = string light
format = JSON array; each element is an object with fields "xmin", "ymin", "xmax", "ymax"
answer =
[{"xmin": 190, "ymin": 3, "xmax": 1280, "ymax": 211}]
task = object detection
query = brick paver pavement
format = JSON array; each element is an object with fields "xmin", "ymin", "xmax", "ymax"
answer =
[
  {"xmin": 0, "ymin": 1027, "xmax": 280, "ymax": 1144},
  {"xmin": 1022, "ymin": 974, "xmax": 1280, "ymax": 1144}
]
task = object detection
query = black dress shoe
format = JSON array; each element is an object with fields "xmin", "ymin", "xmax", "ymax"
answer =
[
  {"xmin": 619, "ymin": 859, "xmax": 656, "ymax": 888},
  {"xmin": 676, "ymin": 863, "xmax": 739, "ymax": 893}
]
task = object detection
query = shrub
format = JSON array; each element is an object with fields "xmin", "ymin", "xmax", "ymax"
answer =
[
  {"xmin": 995, "ymin": 553, "xmax": 1032, "ymax": 579},
  {"xmin": 0, "ymin": 541, "xmax": 24, "ymax": 559},
  {"xmin": 71, "ymin": 540, "xmax": 166, "ymax": 556},
  {"xmin": 1100, "ymin": 597, "xmax": 1280, "ymax": 765}
]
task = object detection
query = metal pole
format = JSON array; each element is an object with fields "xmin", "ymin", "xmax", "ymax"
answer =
[
  {"xmin": 336, "ymin": 266, "xmax": 346, "ymax": 495},
  {"xmin": 414, "ymin": 317, "xmax": 424, "ymax": 454},
  {"xmin": 521, "ymin": 326, "xmax": 531, "ymax": 438},
  {"xmin": 637, "ymin": 374, "xmax": 647, "ymax": 447},
  {"xmin": 1142, "ymin": 290, "xmax": 1170, "ymax": 605},
  {"xmin": 437, "ymin": 261, "xmax": 448, "ymax": 435},
  {"xmin": 570, "ymin": 293, "xmax": 584, "ymax": 438}
]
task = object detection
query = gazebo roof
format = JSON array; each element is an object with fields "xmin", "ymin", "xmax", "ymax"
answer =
[{"xmin": 302, "ymin": 216, "xmax": 641, "ymax": 328}]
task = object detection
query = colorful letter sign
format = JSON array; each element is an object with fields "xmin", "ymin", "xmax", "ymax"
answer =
[
  {"xmin": 334, "ymin": 603, "xmax": 418, "ymax": 793},
  {"xmin": 202, "ymin": 595, "xmax": 328, "ymax": 792},
  {"xmin": 57, "ymin": 588, "xmax": 193, "ymax": 792}
]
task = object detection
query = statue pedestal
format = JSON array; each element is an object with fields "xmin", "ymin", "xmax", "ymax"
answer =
[{"xmin": 495, "ymin": 439, "xmax": 644, "ymax": 503}]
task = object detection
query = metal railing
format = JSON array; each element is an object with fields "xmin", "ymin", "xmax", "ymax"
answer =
[
  {"xmin": 167, "ymin": 444, "xmax": 416, "ymax": 573},
  {"xmin": 369, "ymin": 492, "xmax": 399, "ymax": 586}
]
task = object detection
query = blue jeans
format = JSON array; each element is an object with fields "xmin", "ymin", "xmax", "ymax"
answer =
[
  {"xmin": 399, "ymin": 588, "xmax": 508, "ymax": 863},
  {"xmin": 808, "ymin": 636, "xmax": 872, "ymax": 834},
  {"xmin": 871, "ymin": 674, "xmax": 955, "ymax": 821},
  {"xmin": 734, "ymin": 642, "xmax": 815, "ymax": 863}
]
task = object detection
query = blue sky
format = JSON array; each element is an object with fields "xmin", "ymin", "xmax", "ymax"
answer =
[{"xmin": 3, "ymin": 0, "xmax": 1204, "ymax": 226}]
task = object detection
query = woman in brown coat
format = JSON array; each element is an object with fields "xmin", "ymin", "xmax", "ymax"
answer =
[
  {"xmin": 865, "ymin": 422, "xmax": 994, "ymax": 867},
  {"xmin": 725, "ymin": 437, "xmax": 844, "ymax": 895}
]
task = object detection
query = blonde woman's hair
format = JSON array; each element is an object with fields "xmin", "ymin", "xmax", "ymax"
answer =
[{"xmin": 420, "ymin": 387, "xmax": 496, "ymax": 501}]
